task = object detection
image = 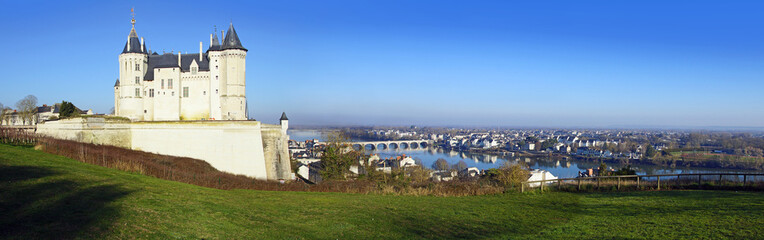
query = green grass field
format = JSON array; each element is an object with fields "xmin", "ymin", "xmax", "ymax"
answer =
[{"xmin": 1, "ymin": 144, "xmax": 763, "ymax": 239}]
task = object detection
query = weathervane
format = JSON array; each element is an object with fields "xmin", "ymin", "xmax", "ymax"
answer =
[{"xmin": 131, "ymin": 8, "xmax": 136, "ymax": 26}]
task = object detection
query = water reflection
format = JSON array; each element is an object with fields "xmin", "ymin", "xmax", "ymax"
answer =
[
  {"xmin": 369, "ymin": 148, "xmax": 759, "ymax": 178},
  {"xmin": 289, "ymin": 130, "xmax": 759, "ymax": 179}
]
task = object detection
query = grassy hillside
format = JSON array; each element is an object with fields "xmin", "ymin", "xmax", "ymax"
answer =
[{"xmin": 1, "ymin": 144, "xmax": 762, "ymax": 239}]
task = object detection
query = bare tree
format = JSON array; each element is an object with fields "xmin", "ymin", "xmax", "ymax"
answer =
[
  {"xmin": 0, "ymin": 102, "xmax": 5, "ymax": 125},
  {"xmin": 452, "ymin": 160, "xmax": 468, "ymax": 171},
  {"xmin": 432, "ymin": 158, "xmax": 450, "ymax": 171},
  {"xmin": 15, "ymin": 95, "xmax": 38, "ymax": 125}
]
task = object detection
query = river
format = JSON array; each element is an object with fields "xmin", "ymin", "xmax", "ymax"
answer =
[{"xmin": 289, "ymin": 130, "xmax": 759, "ymax": 178}]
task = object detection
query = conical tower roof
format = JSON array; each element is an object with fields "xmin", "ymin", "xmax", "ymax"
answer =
[
  {"xmin": 208, "ymin": 33, "xmax": 222, "ymax": 51},
  {"xmin": 280, "ymin": 112, "xmax": 289, "ymax": 121},
  {"xmin": 122, "ymin": 26, "xmax": 146, "ymax": 54},
  {"xmin": 222, "ymin": 23, "xmax": 247, "ymax": 51}
]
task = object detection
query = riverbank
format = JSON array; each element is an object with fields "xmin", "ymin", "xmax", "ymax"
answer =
[
  {"xmin": 457, "ymin": 146, "xmax": 764, "ymax": 171},
  {"xmin": 1, "ymin": 144, "xmax": 763, "ymax": 239}
]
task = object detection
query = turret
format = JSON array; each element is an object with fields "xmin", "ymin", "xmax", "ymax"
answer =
[
  {"xmin": 116, "ymin": 12, "xmax": 148, "ymax": 121},
  {"xmin": 207, "ymin": 31, "xmax": 223, "ymax": 119},
  {"xmin": 218, "ymin": 23, "xmax": 248, "ymax": 120},
  {"xmin": 280, "ymin": 112, "xmax": 289, "ymax": 131}
]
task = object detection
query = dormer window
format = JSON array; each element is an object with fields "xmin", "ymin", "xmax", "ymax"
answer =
[{"xmin": 191, "ymin": 67, "xmax": 198, "ymax": 74}]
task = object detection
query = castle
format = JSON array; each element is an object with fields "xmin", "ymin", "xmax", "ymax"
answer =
[
  {"xmin": 114, "ymin": 17, "xmax": 247, "ymax": 121},
  {"xmin": 57, "ymin": 15, "xmax": 294, "ymax": 180}
]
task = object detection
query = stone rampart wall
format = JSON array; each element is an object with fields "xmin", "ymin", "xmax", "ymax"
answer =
[{"xmin": 37, "ymin": 118, "xmax": 290, "ymax": 180}]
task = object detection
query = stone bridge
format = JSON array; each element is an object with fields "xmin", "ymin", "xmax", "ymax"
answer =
[{"xmin": 349, "ymin": 140, "xmax": 433, "ymax": 150}]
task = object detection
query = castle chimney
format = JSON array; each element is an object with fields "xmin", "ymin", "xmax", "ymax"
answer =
[
  {"xmin": 140, "ymin": 37, "xmax": 144, "ymax": 52},
  {"xmin": 199, "ymin": 42, "xmax": 203, "ymax": 61}
]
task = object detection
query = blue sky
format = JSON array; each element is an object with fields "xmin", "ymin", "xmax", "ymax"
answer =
[{"xmin": 1, "ymin": 1, "xmax": 763, "ymax": 128}]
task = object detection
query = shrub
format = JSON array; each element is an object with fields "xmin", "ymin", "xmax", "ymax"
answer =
[{"xmin": 486, "ymin": 162, "xmax": 529, "ymax": 190}]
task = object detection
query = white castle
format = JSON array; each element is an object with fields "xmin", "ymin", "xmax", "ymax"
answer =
[{"xmin": 114, "ymin": 17, "xmax": 247, "ymax": 121}]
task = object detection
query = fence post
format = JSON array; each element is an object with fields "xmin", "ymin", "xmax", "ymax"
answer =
[
  {"xmin": 743, "ymin": 175, "xmax": 747, "ymax": 187},
  {"xmin": 558, "ymin": 179, "xmax": 562, "ymax": 189},
  {"xmin": 521, "ymin": 182, "xmax": 524, "ymax": 193},
  {"xmin": 597, "ymin": 177, "xmax": 600, "ymax": 190},
  {"xmin": 657, "ymin": 176, "xmax": 661, "ymax": 190},
  {"xmin": 617, "ymin": 176, "xmax": 621, "ymax": 190},
  {"xmin": 719, "ymin": 174, "xmax": 723, "ymax": 185},
  {"xmin": 676, "ymin": 175, "xmax": 680, "ymax": 189},
  {"xmin": 577, "ymin": 178, "xmax": 581, "ymax": 191},
  {"xmin": 698, "ymin": 174, "xmax": 702, "ymax": 187},
  {"xmin": 636, "ymin": 176, "xmax": 640, "ymax": 189}
]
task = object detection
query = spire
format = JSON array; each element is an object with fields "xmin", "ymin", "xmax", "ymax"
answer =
[
  {"xmin": 280, "ymin": 112, "xmax": 288, "ymax": 121},
  {"xmin": 222, "ymin": 22, "xmax": 247, "ymax": 51},
  {"xmin": 114, "ymin": 79, "xmax": 120, "ymax": 87},
  {"xmin": 207, "ymin": 31, "xmax": 221, "ymax": 52},
  {"xmin": 122, "ymin": 8, "xmax": 145, "ymax": 54}
]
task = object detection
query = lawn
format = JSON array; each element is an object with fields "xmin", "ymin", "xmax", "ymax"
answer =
[{"xmin": 1, "ymin": 144, "xmax": 762, "ymax": 239}]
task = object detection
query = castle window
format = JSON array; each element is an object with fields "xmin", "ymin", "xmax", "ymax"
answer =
[
  {"xmin": 191, "ymin": 67, "xmax": 197, "ymax": 74},
  {"xmin": 183, "ymin": 87, "xmax": 189, "ymax": 98},
  {"xmin": 135, "ymin": 76, "xmax": 139, "ymax": 84},
  {"xmin": 135, "ymin": 88, "xmax": 140, "ymax": 97},
  {"xmin": 216, "ymin": 65, "xmax": 218, "ymax": 70},
  {"xmin": 203, "ymin": 91, "xmax": 206, "ymax": 95},
  {"xmin": 216, "ymin": 89, "xmax": 218, "ymax": 94},
  {"xmin": 161, "ymin": 79, "xmax": 164, "ymax": 89},
  {"xmin": 135, "ymin": 63, "xmax": 140, "ymax": 71},
  {"xmin": 149, "ymin": 89, "xmax": 154, "ymax": 97},
  {"xmin": 172, "ymin": 92, "xmax": 174, "ymax": 96},
  {"xmin": 168, "ymin": 79, "xmax": 173, "ymax": 89}
]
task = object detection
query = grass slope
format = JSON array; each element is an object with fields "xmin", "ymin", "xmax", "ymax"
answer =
[{"xmin": 1, "ymin": 144, "xmax": 762, "ymax": 239}]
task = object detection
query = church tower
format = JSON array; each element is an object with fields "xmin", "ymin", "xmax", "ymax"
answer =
[
  {"xmin": 219, "ymin": 23, "xmax": 247, "ymax": 120},
  {"xmin": 116, "ymin": 12, "xmax": 148, "ymax": 120}
]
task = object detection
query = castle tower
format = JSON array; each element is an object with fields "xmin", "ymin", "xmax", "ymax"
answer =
[
  {"xmin": 116, "ymin": 14, "xmax": 148, "ymax": 120},
  {"xmin": 219, "ymin": 23, "xmax": 247, "ymax": 120},
  {"xmin": 280, "ymin": 112, "xmax": 289, "ymax": 132},
  {"xmin": 207, "ymin": 32, "xmax": 223, "ymax": 119}
]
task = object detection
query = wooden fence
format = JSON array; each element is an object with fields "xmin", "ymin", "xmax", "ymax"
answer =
[{"xmin": 521, "ymin": 173, "xmax": 764, "ymax": 193}]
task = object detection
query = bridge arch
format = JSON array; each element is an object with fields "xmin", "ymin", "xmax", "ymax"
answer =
[
  {"xmin": 352, "ymin": 144, "xmax": 362, "ymax": 151},
  {"xmin": 377, "ymin": 143, "xmax": 387, "ymax": 150},
  {"xmin": 420, "ymin": 142, "xmax": 428, "ymax": 148},
  {"xmin": 365, "ymin": 144, "xmax": 376, "ymax": 151},
  {"xmin": 409, "ymin": 142, "xmax": 419, "ymax": 149},
  {"xmin": 400, "ymin": 142, "xmax": 409, "ymax": 149},
  {"xmin": 389, "ymin": 143, "xmax": 398, "ymax": 149}
]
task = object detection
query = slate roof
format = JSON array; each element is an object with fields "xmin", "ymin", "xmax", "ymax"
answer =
[
  {"xmin": 280, "ymin": 112, "xmax": 289, "ymax": 121},
  {"xmin": 221, "ymin": 23, "xmax": 246, "ymax": 51},
  {"xmin": 122, "ymin": 27, "xmax": 147, "ymax": 54},
  {"xmin": 36, "ymin": 105, "xmax": 60, "ymax": 114},
  {"xmin": 208, "ymin": 33, "xmax": 222, "ymax": 52},
  {"xmin": 143, "ymin": 53, "xmax": 211, "ymax": 80},
  {"xmin": 114, "ymin": 79, "xmax": 120, "ymax": 87}
]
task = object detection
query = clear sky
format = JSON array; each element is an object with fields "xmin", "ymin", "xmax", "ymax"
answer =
[{"xmin": 1, "ymin": 1, "xmax": 763, "ymax": 128}]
